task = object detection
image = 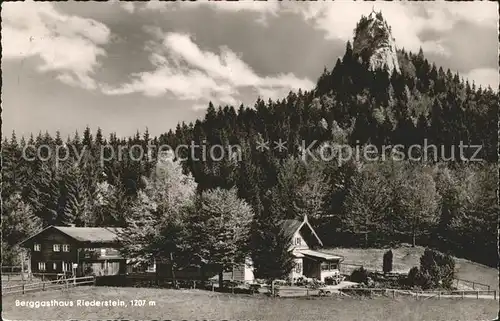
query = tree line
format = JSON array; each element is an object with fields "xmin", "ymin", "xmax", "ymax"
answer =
[{"xmin": 2, "ymin": 41, "xmax": 497, "ymax": 271}]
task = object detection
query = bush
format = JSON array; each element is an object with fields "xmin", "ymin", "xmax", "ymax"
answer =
[
  {"xmin": 406, "ymin": 266, "xmax": 431, "ymax": 289},
  {"xmin": 419, "ymin": 248, "xmax": 455, "ymax": 289},
  {"xmin": 324, "ymin": 276, "xmax": 335, "ymax": 285},
  {"xmin": 350, "ymin": 266, "xmax": 369, "ymax": 284},
  {"xmin": 406, "ymin": 267, "xmax": 419, "ymax": 287},
  {"xmin": 309, "ymin": 279, "xmax": 325, "ymax": 289},
  {"xmin": 294, "ymin": 276, "xmax": 314, "ymax": 286},
  {"xmin": 383, "ymin": 250, "xmax": 393, "ymax": 273}
]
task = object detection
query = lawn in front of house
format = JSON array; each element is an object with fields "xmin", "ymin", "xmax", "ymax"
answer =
[{"xmin": 2, "ymin": 286, "xmax": 497, "ymax": 321}]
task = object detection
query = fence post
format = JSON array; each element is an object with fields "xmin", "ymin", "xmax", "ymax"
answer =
[
  {"xmin": 472, "ymin": 282, "xmax": 475, "ymax": 290},
  {"xmin": 461, "ymin": 291, "xmax": 464, "ymax": 299},
  {"xmin": 476, "ymin": 291, "xmax": 479, "ymax": 299},
  {"xmin": 392, "ymin": 289, "xmax": 395, "ymax": 299},
  {"xmin": 494, "ymin": 291, "xmax": 496, "ymax": 300},
  {"xmin": 22, "ymin": 283, "xmax": 25, "ymax": 294},
  {"xmin": 93, "ymin": 276, "xmax": 97, "ymax": 286},
  {"xmin": 43, "ymin": 281, "xmax": 45, "ymax": 291}
]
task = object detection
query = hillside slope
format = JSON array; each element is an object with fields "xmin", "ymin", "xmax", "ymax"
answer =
[{"xmin": 324, "ymin": 245, "xmax": 498, "ymax": 290}]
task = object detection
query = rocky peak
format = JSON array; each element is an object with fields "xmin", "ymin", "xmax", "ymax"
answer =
[{"xmin": 352, "ymin": 9, "xmax": 400, "ymax": 74}]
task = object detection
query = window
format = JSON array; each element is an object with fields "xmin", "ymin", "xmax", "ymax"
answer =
[
  {"xmin": 295, "ymin": 237, "xmax": 301, "ymax": 246},
  {"xmin": 38, "ymin": 262, "xmax": 46, "ymax": 271},
  {"xmin": 53, "ymin": 244, "xmax": 60, "ymax": 252},
  {"xmin": 53, "ymin": 262, "xmax": 57, "ymax": 270},
  {"xmin": 295, "ymin": 263, "xmax": 302, "ymax": 273},
  {"xmin": 321, "ymin": 262, "xmax": 338, "ymax": 271},
  {"xmin": 34, "ymin": 243, "xmax": 41, "ymax": 251},
  {"xmin": 62, "ymin": 262, "xmax": 72, "ymax": 272},
  {"xmin": 62, "ymin": 244, "xmax": 70, "ymax": 252}
]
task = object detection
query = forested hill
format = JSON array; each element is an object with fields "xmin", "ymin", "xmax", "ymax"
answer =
[{"xmin": 2, "ymin": 13, "xmax": 498, "ymax": 268}]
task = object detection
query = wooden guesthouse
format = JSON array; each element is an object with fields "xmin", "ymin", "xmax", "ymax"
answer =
[{"xmin": 19, "ymin": 226, "xmax": 126, "ymax": 277}]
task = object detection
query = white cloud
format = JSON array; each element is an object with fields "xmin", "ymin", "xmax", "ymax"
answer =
[
  {"xmin": 142, "ymin": 0, "xmax": 278, "ymax": 13},
  {"xmin": 287, "ymin": 2, "xmax": 497, "ymax": 55},
  {"xmin": 120, "ymin": 2, "xmax": 135, "ymax": 14},
  {"xmin": 464, "ymin": 68, "xmax": 498, "ymax": 90},
  {"xmin": 444, "ymin": 2, "xmax": 498, "ymax": 26},
  {"xmin": 103, "ymin": 32, "xmax": 314, "ymax": 109},
  {"xmin": 2, "ymin": 2, "xmax": 110, "ymax": 90},
  {"xmin": 421, "ymin": 40, "xmax": 451, "ymax": 57},
  {"xmin": 141, "ymin": 0, "xmax": 279, "ymax": 24}
]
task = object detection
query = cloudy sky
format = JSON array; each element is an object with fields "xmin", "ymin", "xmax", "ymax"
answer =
[{"xmin": 2, "ymin": 1, "xmax": 498, "ymax": 139}]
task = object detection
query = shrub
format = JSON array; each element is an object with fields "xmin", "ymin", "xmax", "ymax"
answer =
[
  {"xmin": 350, "ymin": 266, "xmax": 369, "ymax": 284},
  {"xmin": 406, "ymin": 266, "xmax": 432, "ymax": 289},
  {"xmin": 419, "ymin": 248, "xmax": 455, "ymax": 289},
  {"xmin": 406, "ymin": 267, "xmax": 419, "ymax": 287},
  {"xmin": 383, "ymin": 250, "xmax": 393, "ymax": 273},
  {"xmin": 324, "ymin": 276, "xmax": 335, "ymax": 285}
]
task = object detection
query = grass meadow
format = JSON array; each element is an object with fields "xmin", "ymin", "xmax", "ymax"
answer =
[{"xmin": 2, "ymin": 286, "xmax": 498, "ymax": 321}]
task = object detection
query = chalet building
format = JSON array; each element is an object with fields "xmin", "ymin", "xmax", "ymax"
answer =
[
  {"xmin": 224, "ymin": 216, "xmax": 342, "ymax": 283},
  {"xmin": 19, "ymin": 226, "xmax": 126, "ymax": 277},
  {"xmin": 157, "ymin": 215, "xmax": 343, "ymax": 283},
  {"xmin": 229, "ymin": 215, "xmax": 344, "ymax": 283},
  {"xmin": 281, "ymin": 215, "xmax": 344, "ymax": 282}
]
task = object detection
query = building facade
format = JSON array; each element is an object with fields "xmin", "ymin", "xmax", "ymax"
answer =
[
  {"xmin": 230, "ymin": 215, "xmax": 344, "ymax": 283},
  {"xmin": 278, "ymin": 216, "xmax": 343, "ymax": 283},
  {"xmin": 19, "ymin": 226, "xmax": 126, "ymax": 277}
]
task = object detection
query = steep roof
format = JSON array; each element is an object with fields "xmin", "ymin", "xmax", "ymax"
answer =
[
  {"xmin": 54, "ymin": 226, "xmax": 123, "ymax": 243},
  {"xmin": 279, "ymin": 217, "xmax": 323, "ymax": 247},
  {"xmin": 280, "ymin": 219, "xmax": 303, "ymax": 239},
  {"xmin": 19, "ymin": 226, "xmax": 123, "ymax": 246}
]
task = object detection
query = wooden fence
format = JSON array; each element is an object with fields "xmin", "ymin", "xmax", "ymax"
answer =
[
  {"xmin": 270, "ymin": 286, "xmax": 497, "ymax": 301},
  {"xmin": 2, "ymin": 272, "xmax": 71, "ymax": 283},
  {"xmin": 1, "ymin": 266, "xmax": 23, "ymax": 273},
  {"xmin": 455, "ymin": 277, "xmax": 491, "ymax": 290},
  {"xmin": 118, "ymin": 274, "xmax": 253, "ymax": 294},
  {"xmin": 268, "ymin": 283, "xmax": 497, "ymax": 300},
  {"xmin": 2, "ymin": 276, "xmax": 96, "ymax": 296},
  {"xmin": 339, "ymin": 287, "xmax": 497, "ymax": 300}
]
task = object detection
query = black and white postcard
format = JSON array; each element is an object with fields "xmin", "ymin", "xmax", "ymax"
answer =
[{"xmin": 1, "ymin": 1, "xmax": 498, "ymax": 320}]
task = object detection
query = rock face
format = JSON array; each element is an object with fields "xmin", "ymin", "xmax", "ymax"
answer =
[{"xmin": 352, "ymin": 10, "xmax": 400, "ymax": 74}]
